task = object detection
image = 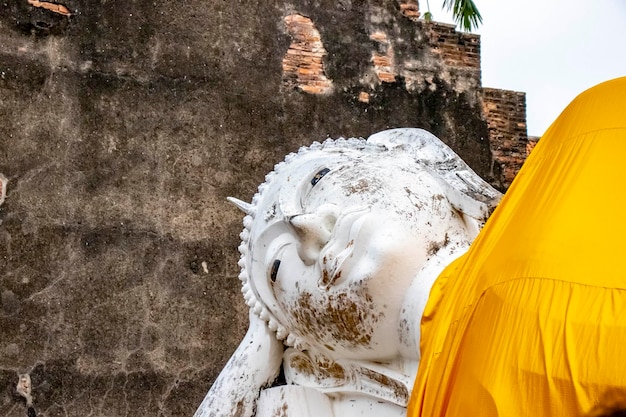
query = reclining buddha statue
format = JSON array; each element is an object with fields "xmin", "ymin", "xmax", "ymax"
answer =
[
  {"xmin": 193, "ymin": 127, "xmax": 502, "ymax": 417},
  {"xmin": 196, "ymin": 77, "xmax": 626, "ymax": 417}
]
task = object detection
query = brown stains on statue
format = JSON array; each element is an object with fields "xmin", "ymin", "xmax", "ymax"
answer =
[
  {"xmin": 282, "ymin": 14, "xmax": 333, "ymax": 94},
  {"xmin": 288, "ymin": 352, "xmax": 346, "ymax": 384},
  {"xmin": 289, "ymin": 353, "xmax": 315, "ymax": 376},
  {"xmin": 287, "ymin": 290, "xmax": 381, "ymax": 349},
  {"xmin": 319, "ymin": 262, "xmax": 339, "ymax": 288},
  {"xmin": 359, "ymin": 367, "xmax": 409, "ymax": 403},
  {"xmin": 233, "ymin": 400, "xmax": 246, "ymax": 417}
]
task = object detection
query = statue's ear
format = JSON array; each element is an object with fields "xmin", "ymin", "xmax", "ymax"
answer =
[
  {"xmin": 367, "ymin": 128, "xmax": 502, "ymax": 225},
  {"xmin": 194, "ymin": 312, "xmax": 283, "ymax": 417}
]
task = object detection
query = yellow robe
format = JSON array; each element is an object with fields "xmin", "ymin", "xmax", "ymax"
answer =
[{"xmin": 409, "ymin": 77, "xmax": 626, "ymax": 417}]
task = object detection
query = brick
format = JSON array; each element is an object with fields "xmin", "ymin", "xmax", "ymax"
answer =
[
  {"xmin": 482, "ymin": 88, "xmax": 529, "ymax": 189},
  {"xmin": 282, "ymin": 14, "xmax": 332, "ymax": 94}
]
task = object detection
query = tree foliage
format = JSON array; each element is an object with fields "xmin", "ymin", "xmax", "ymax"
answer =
[{"xmin": 443, "ymin": 0, "xmax": 483, "ymax": 32}]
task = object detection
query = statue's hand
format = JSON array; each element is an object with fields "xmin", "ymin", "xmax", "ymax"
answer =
[{"xmin": 193, "ymin": 312, "xmax": 283, "ymax": 417}]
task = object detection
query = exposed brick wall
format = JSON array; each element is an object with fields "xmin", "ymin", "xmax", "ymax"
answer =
[
  {"xmin": 370, "ymin": 31, "xmax": 396, "ymax": 83},
  {"xmin": 427, "ymin": 23, "xmax": 480, "ymax": 70},
  {"xmin": 482, "ymin": 88, "xmax": 529, "ymax": 189},
  {"xmin": 282, "ymin": 14, "xmax": 333, "ymax": 94},
  {"xmin": 399, "ymin": 0, "xmax": 420, "ymax": 21},
  {"xmin": 368, "ymin": 21, "xmax": 484, "ymax": 93},
  {"xmin": 527, "ymin": 136, "xmax": 540, "ymax": 155},
  {"xmin": 280, "ymin": 9, "xmax": 482, "ymax": 97}
]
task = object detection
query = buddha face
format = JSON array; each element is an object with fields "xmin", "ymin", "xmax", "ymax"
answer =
[{"xmin": 245, "ymin": 143, "xmax": 473, "ymax": 360}]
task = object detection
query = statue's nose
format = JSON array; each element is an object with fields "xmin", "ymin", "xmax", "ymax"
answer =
[{"xmin": 289, "ymin": 204, "xmax": 340, "ymax": 265}]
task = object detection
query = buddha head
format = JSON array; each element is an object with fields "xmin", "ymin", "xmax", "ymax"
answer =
[{"xmin": 229, "ymin": 128, "xmax": 501, "ymax": 361}]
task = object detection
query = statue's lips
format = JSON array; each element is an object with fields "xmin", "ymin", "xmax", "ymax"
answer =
[{"xmin": 318, "ymin": 207, "xmax": 369, "ymax": 289}]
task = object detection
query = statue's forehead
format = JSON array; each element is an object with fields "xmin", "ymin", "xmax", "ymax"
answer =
[
  {"xmin": 256, "ymin": 147, "xmax": 428, "ymax": 222},
  {"xmin": 267, "ymin": 150, "xmax": 363, "ymax": 217}
]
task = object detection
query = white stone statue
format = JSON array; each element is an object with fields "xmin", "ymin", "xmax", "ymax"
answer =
[{"xmin": 194, "ymin": 128, "xmax": 502, "ymax": 417}]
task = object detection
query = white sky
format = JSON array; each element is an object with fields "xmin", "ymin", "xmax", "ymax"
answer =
[{"xmin": 432, "ymin": 0, "xmax": 626, "ymax": 137}]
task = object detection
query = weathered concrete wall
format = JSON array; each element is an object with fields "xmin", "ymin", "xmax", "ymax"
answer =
[{"xmin": 0, "ymin": 1, "xmax": 519, "ymax": 416}]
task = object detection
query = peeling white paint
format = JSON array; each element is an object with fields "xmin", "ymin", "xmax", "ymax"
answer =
[
  {"xmin": 16, "ymin": 373, "xmax": 33, "ymax": 407},
  {"xmin": 0, "ymin": 174, "xmax": 7, "ymax": 206}
]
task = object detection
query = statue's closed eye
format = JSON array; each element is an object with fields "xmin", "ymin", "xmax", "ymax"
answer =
[
  {"xmin": 311, "ymin": 168, "xmax": 330, "ymax": 186},
  {"xmin": 267, "ymin": 243, "xmax": 288, "ymax": 285},
  {"xmin": 270, "ymin": 259, "xmax": 281, "ymax": 283}
]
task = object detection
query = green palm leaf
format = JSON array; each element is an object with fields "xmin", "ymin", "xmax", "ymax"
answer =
[{"xmin": 442, "ymin": 0, "xmax": 483, "ymax": 32}]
